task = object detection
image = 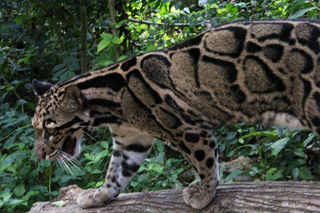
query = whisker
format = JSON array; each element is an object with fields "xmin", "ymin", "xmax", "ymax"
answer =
[
  {"xmin": 83, "ymin": 130, "xmax": 97, "ymax": 142},
  {"xmin": 59, "ymin": 151, "xmax": 84, "ymax": 176},
  {"xmin": 64, "ymin": 157, "xmax": 85, "ymax": 175},
  {"xmin": 60, "ymin": 151, "xmax": 82, "ymax": 166},
  {"xmin": 78, "ymin": 125, "xmax": 98, "ymax": 129},
  {"xmin": 58, "ymin": 152, "xmax": 75, "ymax": 178}
]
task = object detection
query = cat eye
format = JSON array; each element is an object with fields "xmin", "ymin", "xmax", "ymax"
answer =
[
  {"xmin": 47, "ymin": 128, "xmax": 55, "ymax": 134},
  {"xmin": 44, "ymin": 129, "xmax": 54, "ymax": 140}
]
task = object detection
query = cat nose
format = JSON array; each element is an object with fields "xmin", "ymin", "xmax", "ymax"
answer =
[{"xmin": 34, "ymin": 141, "xmax": 47, "ymax": 159}]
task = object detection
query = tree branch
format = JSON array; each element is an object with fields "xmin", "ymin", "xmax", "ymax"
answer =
[
  {"xmin": 28, "ymin": 182, "xmax": 320, "ymax": 212},
  {"xmin": 128, "ymin": 18, "xmax": 194, "ymax": 27}
]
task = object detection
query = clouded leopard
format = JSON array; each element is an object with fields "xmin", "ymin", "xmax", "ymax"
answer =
[{"xmin": 32, "ymin": 19, "xmax": 320, "ymax": 209}]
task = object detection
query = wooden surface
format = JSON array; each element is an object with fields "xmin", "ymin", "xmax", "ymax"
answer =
[{"xmin": 28, "ymin": 182, "xmax": 320, "ymax": 212}]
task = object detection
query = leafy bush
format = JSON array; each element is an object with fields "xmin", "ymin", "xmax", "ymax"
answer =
[{"xmin": 1, "ymin": 0, "xmax": 320, "ymax": 212}]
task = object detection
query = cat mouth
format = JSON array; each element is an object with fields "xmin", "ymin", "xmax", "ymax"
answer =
[{"xmin": 62, "ymin": 136, "xmax": 77, "ymax": 157}]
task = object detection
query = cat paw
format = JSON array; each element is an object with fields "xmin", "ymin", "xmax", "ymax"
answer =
[
  {"xmin": 76, "ymin": 188, "xmax": 109, "ymax": 209},
  {"xmin": 182, "ymin": 180, "xmax": 216, "ymax": 209}
]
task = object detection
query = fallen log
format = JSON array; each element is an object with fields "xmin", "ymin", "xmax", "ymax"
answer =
[{"xmin": 28, "ymin": 181, "xmax": 320, "ymax": 212}]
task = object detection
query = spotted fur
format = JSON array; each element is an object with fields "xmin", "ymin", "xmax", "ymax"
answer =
[{"xmin": 32, "ymin": 19, "xmax": 320, "ymax": 209}]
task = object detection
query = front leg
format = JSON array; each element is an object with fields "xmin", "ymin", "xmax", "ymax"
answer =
[{"xmin": 77, "ymin": 126, "xmax": 154, "ymax": 208}]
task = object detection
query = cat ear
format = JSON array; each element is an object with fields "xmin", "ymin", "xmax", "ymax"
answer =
[
  {"xmin": 32, "ymin": 79, "xmax": 53, "ymax": 96},
  {"xmin": 61, "ymin": 85, "xmax": 83, "ymax": 112}
]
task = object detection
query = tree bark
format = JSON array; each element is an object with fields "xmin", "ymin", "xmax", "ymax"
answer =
[
  {"xmin": 28, "ymin": 181, "xmax": 320, "ymax": 212},
  {"xmin": 108, "ymin": 0, "xmax": 121, "ymax": 59},
  {"xmin": 80, "ymin": 2, "xmax": 87, "ymax": 73}
]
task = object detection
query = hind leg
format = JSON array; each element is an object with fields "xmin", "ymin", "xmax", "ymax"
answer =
[{"xmin": 175, "ymin": 129, "xmax": 219, "ymax": 209}]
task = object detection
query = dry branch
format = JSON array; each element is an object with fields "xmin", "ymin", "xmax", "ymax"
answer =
[{"xmin": 28, "ymin": 181, "xmax": 320, "ymax": 212}]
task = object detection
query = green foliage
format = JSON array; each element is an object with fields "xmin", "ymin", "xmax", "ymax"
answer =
[
  {"xmin": 1, "ymin": 0, "xmax": 320, "ymax": 212},
  {"xmin": 216, "ymin": 124, "xmax": 318, "ymax": 182}
]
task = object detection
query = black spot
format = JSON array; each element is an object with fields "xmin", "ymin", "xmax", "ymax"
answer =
[
  {"xmin": 123, "ymin": 153, "xmax": 129, "ymax": 160},
  {"xmin": 125, "ymin": 143, "xmax": 150, "ymax": 153},
  {"xmin": 187, "ymin": 48, "xmax": 201, "ymax": 87},
  {"xmin": 116, "ymin": 181, "xmax": 121, "ymax": 188},
  {"xmin": 112, "ymin": 176, "xmax": 116, "ymax": 182},
  {"xmin": 181, "ymin": 114, "xmax": 196, "ymax": 126},
  {"xmin": 202, "ymin": 56, "xmax": 238, "ymax": 83},
  {"xmin": 93, "ymin": 116, "xmax": 122, "ymax": 126},
  {"xmin": 126, "ymin": 69, "xmax": 163, "ymax": 104},
  {"xmin": 209, "ymin": 141, "xmax": 216, "ymax": 148},
  {"xmin": 87, "ymin": 98, "xmax": 121, "ymax": 108},
  {"xmin": 257, "ymin": 23, "xmax": 295, "ymax": 44},
  {"xmin": 179, "ymin": 142, "xmax": 191, "ymax": 154},
  {"xmin": 246, "ymin": 42, "xmax": 262, "ymax": 53},
  {"xmin": 107, "ymin": 175, "xmax": 111, "ymax": 179},
  {"xmin": 215, "ymin": 148, "xmax": 218, "ymax": 157},
  {"xmin": 203, "ymin": 140, "xmax": 208, "ymax": 145},
  {"xmin": 160, "ymin": 107, "xmax": 182, "ymax": 129},
  {"xmin": 58, "ymin": 91, "xmax": 65, "ymax": 97},
  {"xmin": 312, "ymin": 117, "xmax": 320, "ymax": 127},
  {"xmin": 107, "ymin": 184, "xmax": 111, "ymax": 188},
  {"xmin": 165, "ymin": 95, "xmax": 182, "ymax": 111},
  {"xmin": 206, "ymin": 158, "xmax": 214, "ymax": 169},
  {"xmin": 185, "ymin": 133, "xmax": 200, "ymax": 143},
  {"xmin": 230, "ymin": 85, "xmax": 246, "ymax": 104},
  {"xmin": 199, "ymin": 174, "xmax": 205, "ymax": 179},
  {"xmin": 195, "ymin": 150, "xmax": 205, "ymax": 161},
  {"xmin": 122, "ymin": 170, "xmax": 131, "ymax": 177},
  {"xmin": 121, "ymin": 57, "xmax": 137, "ymax": 71},
  {"xmin": 55, "ymin": 116, "xmax": 83, "ymax": 131},
  {"xmin": 313, "ymin": 92, "xmax": 320, "ymax": 111},
  {"xmin": 291, "ymin": 49, "xmax": 314, "ymax": 74},
  {"xmin": 113, "ymin": 150, "xmax": 121, "ymax": 157},
  {"xmin": 200, "ymin": 131, "xmax": 207, "ymax": 137},
  {"xmin": 263, "ymin": 44, "xmax": 284, "ymax": 62},
  {"xmin": 76, "ymin": 73, "xmax": 126, "ymax": 92},
  {"xmin": 200, "ymin": 91, "xmax": 213, "ymax": 101},
  {"xmin": 297, "ymin": 23, "xmax": 320, "ymax": 54}
]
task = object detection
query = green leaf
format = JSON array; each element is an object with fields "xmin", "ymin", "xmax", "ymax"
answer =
[
  {"xmin": 95, "ymin": 181, "xmax": 104, "ymax": 187},
  {"xmin": 115, "ymin": 19, "xmax": 128, "ymax": 28},
  {"xmin": 303, "ymin": 134, "xmax": 316, "ymax": 148},
  {"xmin": 14, "ymin": 183, "xmax": 26, "ymax": 197},
  {"xmin": 290, "ymin": 7, "xmax": 316, "ymax": 19},
  {"xmin": 91, "ymin": 169, "xmax": 102, "ymax": 174},
  {"xmin": 271, "ymin": 173, "xmax": 283, "ymax": 181},
  {"xmin": 299, "ymin": 166, "xmax": 312, "ymax": 180},
  {"xmin": 265, "ymin": 168, "xmax": 277, "ymax": 180},
  {"xmin": 271, "ymin": 138, "xmax": 289, "ymax": 155},
  {"xmin": 146, "ymin": 44, "xmax": 157, "ymax": 52},
  {"xmin": 238, "ymin": 138, "xmax": 244, "ymax": 144},
  {"xmin": 292, "ymin": 168, "xmax": 299, "ymax": 180},
  {"xmin": 224, "ymin": 170, "xmax": 243, "ymax": 182},
  {"xmin": 293, "ymin": 148, "xmax": 305, "ymax": 158},
  {"xmin": 14, "ymin": 15, "xmax": 24, "ymax": 24},
  {"xmin": 116, "ymin": 55, "xmax": 128, "ymax": 62},
  {"xmin": 52, "ymin": 200, "xmax": 68, "ymax": 207},
  {"xmin": 112, "ymin": 36, "xmax": 121, "ymax": 44},
  {"xmin": 97, "ymin": 39, "xmax": 111, "ymax": 53},
  {"xmin": 101, "ymin": 33, "xmax": 112, "ymax": 40},
  {"xmin": 101, "ymin": 141, "xmax": 109, "ymax": 149},
  {"xmin": 9, "ymin": 199, "xmax": 25, "ymax": 205}
]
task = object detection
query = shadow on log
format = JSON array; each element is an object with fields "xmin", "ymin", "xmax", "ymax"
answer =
[{"xmin": 28, "ymin": 182, "xmax": 320, "ymax": 212}]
